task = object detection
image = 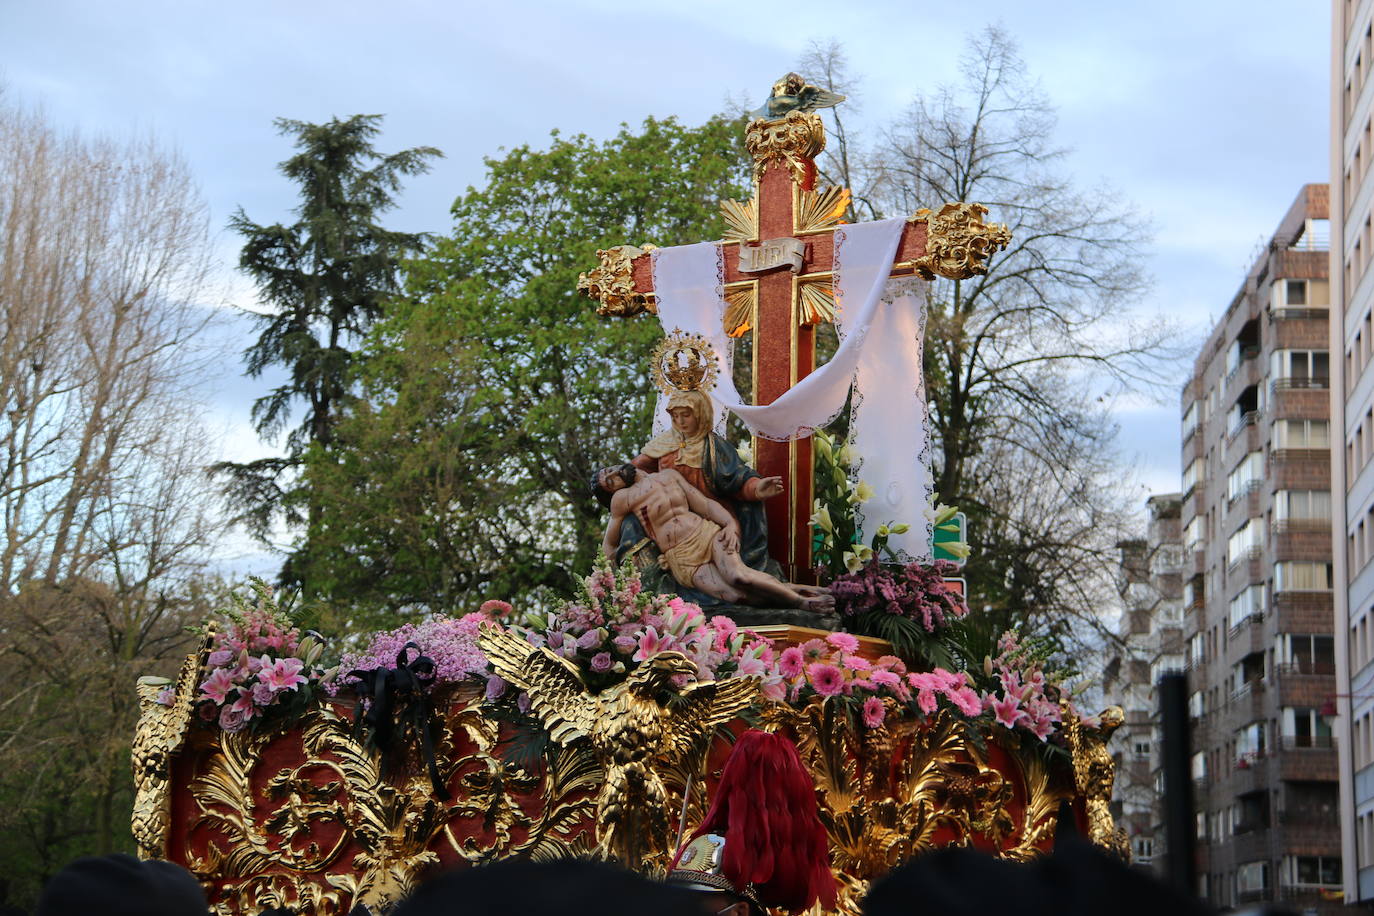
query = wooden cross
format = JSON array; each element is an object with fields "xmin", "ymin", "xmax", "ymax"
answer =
[{"xmin": 579, "ymin": 108, "xmax": 1009, "ymax": 582}]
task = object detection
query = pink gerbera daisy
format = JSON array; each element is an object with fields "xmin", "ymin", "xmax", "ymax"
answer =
[
  {"xmin": 807, "ymin": 663, "xmax": 845, "ymax": 697},
  {"xmin": 862, "ymin": 696, "xmax": 886, "ymax": 729}
]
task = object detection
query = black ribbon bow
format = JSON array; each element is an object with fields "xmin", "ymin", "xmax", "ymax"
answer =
[{"xmin": 349, "ymin": 642, "xmax": 450, "ymax": 800}]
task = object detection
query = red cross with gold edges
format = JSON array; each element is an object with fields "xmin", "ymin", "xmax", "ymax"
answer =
[{"xmin": 579, "ymin": 108, "xmax": 1009, "ymax": 582}]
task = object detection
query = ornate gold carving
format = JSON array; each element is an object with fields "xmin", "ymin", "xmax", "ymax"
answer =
[
  {"xmin": 171, "ymin": 680, "xmax": 599, "ymax": 914},
  {"xmin": 577, "ymin": 244, "xmax": 657, "ymax": 317},
  {"xmin": 999, "ymin": 744, "xmax": 1073, "ymax": 862},
  {"xmin": 651, "ymin": 330, "xmax": 719, "ymax": 394},
  {"xmin": 1063, "ymin": 704, "xmax": 1130, "ymax": 860},
  {"xmin": 131, "ymin": 630, "xmax": 213, "ymax": 859},
  {"xmin": 797, "ymin": 277, "xmax": 836, "ymax": 327},
  {"xmin": 795, "ymin": 185, "xmax": 849, "ymax": 234},
  {"xmin": 723, "ymin": 283, "xmax": 756, "ymax": 338},
  {"xmin": 479, "ymin": 626, "xmax": 758, "ymax": 871},
  {"xmin": 908, "ymin": 202, "xmax": 1012, "ymax": 280},
  {"xmin": 763, "ymin": 701, "xmax": 1019, "ymax": 916},
  {"xmin": 720, "ymin": 196, "xmax": 758, "ymax": 242},
  {"xmin": 744, "ymin": 111, "xmax": 826, "ymax": 185}
]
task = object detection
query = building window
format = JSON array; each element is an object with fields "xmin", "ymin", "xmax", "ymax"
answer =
[
  {"xmin": 1132, "ymin": 836, "xmax": 1154, "ymax": 862},
  {"xmin": 1286, "ymin": 279, "xmax": 1307, "ymax": 304},
  {"xmin": 1235, "ymin": 721, "xmax": 1267, "ymax": 765},
  {"xmin": 1133, "ymin": 739, "xmax": 1150, "ymax": 758},
  {"xmin": 1274, "ymin": 561, "xmax": 1333, "ymax": 592},
  {"xmin": 1237, "ymin": 860, "xmax": 1270, "ymax": 894},
  {"xmin": 1275, "ymin": 420, "xmax": 1330, "ymax": 447},
  {"xmin": 1282, "ymin": 707, "xmax": 1333, "ymax": 748},
  {"xmin": 1227, "ymin": 586, "xmax": 1265, "ymax": 630},
  {"xmin": 1226, "ymin": 452, "xmax": 1262, "ymax": 502},
  {"xmin": 1273, "ymin": 489, "xmax": 1332, "ymax": 523},
  {"xmin": 1286, "ymin": 855, "xmax": 1341, "ymax": 888},
  {"xmin": 1271, "ymin": 349, "xmax": 1330, "ymax": 387},
  {"xmin": 1227, "ymin": 520, "xmax": 1262, "ymax": 566}
]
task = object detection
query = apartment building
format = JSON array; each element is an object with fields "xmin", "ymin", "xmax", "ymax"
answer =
[
  {"xmin": 1181, "ymin": 184, "xmax": 1338, "ymax": 911},
  {"xmin": 1334, "ymin": 0, "xmax": 1374, "ymax": 904},
  {"xmin": 1105, "ymin": 494, "xmax": 1185, "ymax": 871}
]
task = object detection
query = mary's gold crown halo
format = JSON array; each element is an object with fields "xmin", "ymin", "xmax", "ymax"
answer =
[{"xmin": 651, "ymin": 330, "xmax": 719, "ymax": 394}]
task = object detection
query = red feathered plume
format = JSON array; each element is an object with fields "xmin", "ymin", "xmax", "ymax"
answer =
[{"xmin": 676, "ymin": 729, "xmax": 835, "ymax": 912}]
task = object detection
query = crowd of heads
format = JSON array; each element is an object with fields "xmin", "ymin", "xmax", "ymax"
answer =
[{"xmin": 34, "ymin": 837, "xmax": 1310, "ymax": 916}]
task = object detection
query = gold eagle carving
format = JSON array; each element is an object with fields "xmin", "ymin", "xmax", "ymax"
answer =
[{"xmin": 477, "ymin": 626, "xmax": 759, "ymax": 869}]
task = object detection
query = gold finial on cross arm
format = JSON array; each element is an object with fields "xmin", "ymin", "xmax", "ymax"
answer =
[
  {"xmin": 577, "ymin": 244, "xmax": 658, "ymax": 317},
  {"xmin": 908, "ymin": 202, "xmax": 1012, "ymax": 280}
]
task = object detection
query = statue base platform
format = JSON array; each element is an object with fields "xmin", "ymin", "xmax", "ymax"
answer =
[{"xmin": 136, "ymin": 673, "xmax": 1097, "ymax": 916}]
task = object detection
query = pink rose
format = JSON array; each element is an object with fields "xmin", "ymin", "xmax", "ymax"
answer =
[
  {"xmin": 251, "ymin": 682, "xmax": 276, "ymax": 706},
  {"xmin": 207, "ymin": 649, "xmax": 234, "ymax": 667},
  {"xmin": 219, "ymin": 704, "xmax": 249, "ymax": 733},
  {"xmin": 590, "ymin": 652, "xmax": 613, "ymax": 673},
  {"xmin": 485, "ymin": 676, "xmax": 507, "ymax": 700}
]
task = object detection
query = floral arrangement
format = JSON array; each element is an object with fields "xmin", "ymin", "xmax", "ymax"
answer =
[
  {"xmin": 976, "ymin": 631, "xmax": 1074, "ymax": 741},
  {"xmin": 191, "ymin": 580, "xmax": 329, "ymax": 733},
  {"xmin": 329, "ymin": 600, "xmax": 512, "ymax": 697},
  {"xmin": 499, "ymin": 560, "xmax": 779, "ymax": 698},
  {"xmin": 184, "ymin": 567, "xmax": 1084, "ymax": 748},
  {"xmin": 806, "ymin": 429, "xmax": 973, "ymax": 659}
]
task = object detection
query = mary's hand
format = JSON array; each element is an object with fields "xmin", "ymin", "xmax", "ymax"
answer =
[{"xmin": 756, "ymin": 476, "xmax": 784, "ymax": 500}]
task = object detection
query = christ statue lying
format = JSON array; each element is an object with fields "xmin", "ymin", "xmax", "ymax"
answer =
[{"xmin": 594, "ymin": 464, "xmax": 833, "ymax": 612}]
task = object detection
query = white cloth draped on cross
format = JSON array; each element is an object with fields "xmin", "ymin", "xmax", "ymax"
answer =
[{"xmin": 649, "ymin": 218, "xmax": 934, "ymax": 561}]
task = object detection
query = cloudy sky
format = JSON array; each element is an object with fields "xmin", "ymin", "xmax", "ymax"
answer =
[{"xmin": 0, "ymin": 0, "xmax": 1329, "ymax": 567}]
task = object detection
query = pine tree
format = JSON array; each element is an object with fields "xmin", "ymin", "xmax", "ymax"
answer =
[{"xmin": 214, "ymin": 115, "xmax": 441, "ymax": 550}]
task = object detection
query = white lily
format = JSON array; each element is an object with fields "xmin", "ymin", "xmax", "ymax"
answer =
[
  {"xmin": 809, "ymin": 505, "xmax": 834, "ymax": 533},
  {"xmin": 848, "ymin": 480, "xmax": 875, "ymax": 504}
]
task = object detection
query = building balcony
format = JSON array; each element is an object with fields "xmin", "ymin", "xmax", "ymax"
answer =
[
  {"xmin": 1271, "ymin": 376, "xmax": 1331, "ymax": 395},
  {"xmin": 1228, "ymin": 409, "xmax": 1262, "ymax": 442},
  {"xmin": 1272, "ymin": 525, "xmax": 1334, "ymax": 564},
  {"xmin": 1274, "ymin": 591, "xmax": 1335, "ymax": 632},
  {"xmin": 1276, "ymin": 667, "xmax": 1336, "ymax": 707},
  {"xmin": 1268, "ymin": 384, "xmax": 1330, "ymax": 422}
]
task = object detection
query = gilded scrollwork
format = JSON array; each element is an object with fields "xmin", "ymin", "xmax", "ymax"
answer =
[
  {"xmin": 744, "ymin": 111, "xmax": 826, "ymax": 185},
  {"xmin": 909, "ymin": 202, "xmax": 1012, "ymax": 280},
  {"xmin": 131, "ymin": 629, "xmax": 213, "ymax": 860},
  {"xmin": 1062, "ymin": 704, "xmax": 1130, "ymax": 860},
  {"xmin": 577, "ymin": 244, "xmax": 657, "ymax": 317},
  {"xmin": 143, "ymin": 633, "xmax": 1117, "ymax": 915}
]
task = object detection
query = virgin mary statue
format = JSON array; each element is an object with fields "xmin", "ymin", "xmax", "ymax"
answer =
[{"xmin": 613, "ymin": 388, "xmax": 785, "ymax": 606}]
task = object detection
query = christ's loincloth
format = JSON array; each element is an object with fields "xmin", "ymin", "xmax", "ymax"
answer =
[{"xmin": 658, "ymin": 518, "xmax": 721, "ymax": 587}]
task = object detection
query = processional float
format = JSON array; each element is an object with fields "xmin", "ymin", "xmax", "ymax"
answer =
[{"xmin": 132, "ymin": 74, "xmax": 1127, "ymax": 915}]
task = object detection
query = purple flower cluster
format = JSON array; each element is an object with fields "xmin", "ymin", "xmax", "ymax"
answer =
[
  {"xmin": 331, "ymin": 613, "xmax": 492, "ymax": 695},
  {"xmin": 829, "ymin": 560, "xmax": 968, "ymax": 632}
]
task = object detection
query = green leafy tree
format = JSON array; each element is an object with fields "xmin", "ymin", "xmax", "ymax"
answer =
[
  {"xmin": 214, "ymin": 115, "xmax": 441, "ymax": 550},
  {"xmin": 294, "ymin": 116, "xmax": 749, "ymax": 623}
]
